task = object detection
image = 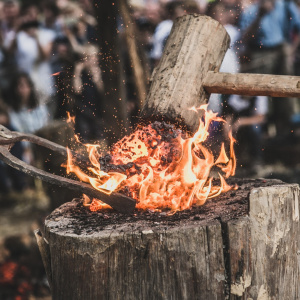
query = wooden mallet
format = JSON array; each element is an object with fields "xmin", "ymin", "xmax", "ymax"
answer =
[{"xmin": 140, "ymin": 15, "xmax": 300, "ymax": 132}]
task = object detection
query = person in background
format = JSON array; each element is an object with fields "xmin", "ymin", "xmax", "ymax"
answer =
[
  {"xmin": 6, "ymin": 73, "xmax": 49, "ymax": 163},
  {"xmin": 51, "ymin": 36, "xmax": 76, "ymax": 119},
  {"xmin": 1, "ymin": 0, "xmax": 20, "ymax": 49},
  {"xmin": 223, "ymin": 94, "xmax": 269, "ymax": 171},
  {"xmin": 6, "ymin": 3, "xmax": 56, "ymax": 106},
  {"xmin": 150, "ymin": 1, "xmax": 201, "ymax": 68},
  {"xmin": 7, "ymin": 72, "xmax": 49, "ymax": 133},
  {"xmin": 56, "ymin": 0, "xmax": 71, "ymax": 10},
  {"xmin": 0, "ymin": 97, "xmax": 19, "ymax": 193},
  {"xmin": 0, "ymin": 73, "xmax": 49, "ymax": 192},
  {"xmin": 137, "ymin": 17, "xmax": 155, "ymax": 56},
  {"xmin": 41, "ymin": 0, "xmax": 63, "ymax": 38},
  {"xmin": 239, "ymin": 0, "xmax": 300, "ymax": 137},
  {"xmin": 79, "ymin": 0, "xmax": 95, "ymax": 17},
  {"xmin": 72, "ymin": 45, "xmax": 104, "ymax": 142},
  {"xmin": 62, "ymin": 6, "xmax": 97, "ymax": 55},
  {"xmin": 71, "ymin": 15, "xmax": 97, "ymax": 45},
  {"xmin": 150, "ymin": 1, "xmax": 185, "ymax": 67},
  {"xmin": 207, "ymin": 1, "xmax": 240, "ymax": 115},
  {"xmin": 143, "ymin": 2, "xmax": 162, "ymax": 28},
  {"xmin": 0, "ymin": 0, "xmax": 20, "ymax": 89}
]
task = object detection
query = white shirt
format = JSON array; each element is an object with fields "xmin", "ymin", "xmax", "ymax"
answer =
[
  {"xmin": 150, "ymin": 20, "xmax": 173, "ymax": 60},
  {"xmin": 209, "ymin": 24, "xmax": 241, "ymax": 113},
  {"xmin": 9, "ymin": 104, "xmax": 49, "ymax": 134},
  {"xmin": 228, "ymin": 95, "xmax": 269, "ymax": 115},
  {"xmin": 15, "ymin": 28, "xmax": 56, "ymax": 102},
  {"xmin": 220, "ymin": 24, "xmax": 240, "ymax": 74}
]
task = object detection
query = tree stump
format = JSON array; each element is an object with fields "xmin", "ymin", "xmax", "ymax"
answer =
[{"xmin": 43, "ymin": 179, "xmax": 300, "ymax": 300}]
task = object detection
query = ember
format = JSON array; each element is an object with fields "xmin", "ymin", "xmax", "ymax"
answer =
[
  {"xmin": 66, "ymin": 105, "xmax": 237, "ymax": 212},
  {"xmin": 0, "ymin": 235, "xmax": 50, "ymax": 300}
]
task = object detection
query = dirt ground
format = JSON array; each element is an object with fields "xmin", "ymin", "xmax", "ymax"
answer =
[{"xmin": 0, "ymin": 182, "xmax": 51, "ymax": 300}]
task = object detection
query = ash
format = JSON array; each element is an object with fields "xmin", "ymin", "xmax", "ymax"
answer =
[{"xmin": 47, "ymin": 179, "xmax": 284, "ymax": 235}]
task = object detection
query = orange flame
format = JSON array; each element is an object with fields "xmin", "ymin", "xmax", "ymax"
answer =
[
  {"xmin": 66, "ymin": 105, "xmax": 237, "ymax": 212},
  {"xmin": 66, "ymin": 112, "xmax": 76, "ymax": 124}
]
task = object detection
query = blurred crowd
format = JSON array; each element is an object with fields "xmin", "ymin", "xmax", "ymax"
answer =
[
  {"xmin": 0, "ymin": 0, "xmax": 299, "ymax": 193},
  {"xmin": 0, "ymin": 0, "xmax": 101, "ymax": 193},
  {"xmin": 134, "ymin": 0, "xmax": 300, "ymax": 172}
]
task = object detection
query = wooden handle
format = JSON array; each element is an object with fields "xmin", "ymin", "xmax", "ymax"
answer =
[{"xmin": 204, "ymin": 71, "xmax": 300, "ymax": 97}]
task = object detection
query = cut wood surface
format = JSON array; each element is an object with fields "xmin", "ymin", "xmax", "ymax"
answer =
[
  {"xmin": 204, "ymin": 71, "xmax": 300, "ymax": 97},
  {"xmin": 140, "ymin": 15, "xmax": 230, "ymax": 132},
  {"xmin": 43, "ymin": 179, "xmax": 300, "ymax": 300}
]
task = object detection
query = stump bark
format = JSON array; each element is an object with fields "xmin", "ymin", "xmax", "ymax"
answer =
[{"xmin": 44, "ymin": 179, "xmax": 300, "ymax": 299}]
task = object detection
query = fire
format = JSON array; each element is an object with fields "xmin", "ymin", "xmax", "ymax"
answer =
[
  {"xmin": 0, "ymin": 260, "xmax": 32, "ymax": 299},
  {"xmin": 66, "ymin": 111, "xmax": 76, "ymax": 124},
  {"xmin": 66, "ymin": 105, "xmax": 237, "ymax": 212},
  {"xmin": 0, "ymin": 261, "xmax": 18, "ymax": 284}
]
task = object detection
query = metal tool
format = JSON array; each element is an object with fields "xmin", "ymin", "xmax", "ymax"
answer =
[{"xmin": 0, "ymin": 125, "xmax": 136, "ymax": 214}]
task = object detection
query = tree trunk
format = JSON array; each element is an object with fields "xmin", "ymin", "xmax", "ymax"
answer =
[
  {"xmin": 140, "ymin": 15, "xmax": 230, "ymax": 132},
  {"xmin": 43, "ymin": 179, "xmax": 300, "ymax": 299},
  {"xmin": 94, "ymin": 1, "xmax": 129, "ymax": 143},
  {"xmin": 119, "ymin": 0, "xmax": 150, "ymax": 108}
]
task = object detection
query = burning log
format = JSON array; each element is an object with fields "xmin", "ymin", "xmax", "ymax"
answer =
[{"xmin": 43, "ymin": 179, "xmax": 300, "ymax": 299}]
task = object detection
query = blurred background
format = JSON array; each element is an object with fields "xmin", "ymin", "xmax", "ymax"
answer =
[{"xmin": 0, "ymin": 0, "xmax": 300, "ymax": 298}]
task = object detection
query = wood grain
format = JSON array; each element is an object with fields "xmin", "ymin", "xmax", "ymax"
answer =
[
  {"xmin": 225, "ymin": 184, "xmax": 300, "ymax": 299},
  {"xmin": 204, "ymin": 71, "xmax": 300, "ymax": 97},
  {"xmin": 44, "ymin": 183, "xmax": 300, "ymax": 299},
  {"xmin": 140, "ymin": 15, "xmax": 230, "ymax": 132}
]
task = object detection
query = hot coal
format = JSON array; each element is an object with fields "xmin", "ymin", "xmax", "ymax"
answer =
[
  {"xmin": 0, "ymin": 235, "xmax": 50, "ymax": 300},
  {"xmin": 46, "ymin": 178, "xmax": 284, "ymax": 235},
  {"xmin": 150, "ymin": 121, "xmax": 181, "ymax": 142},
  {"xmin": 98, "ymin": 121, "xmax": 182, "ymax": 174},
  {"xmin": 99, "ymin": 156, "xmax": 141, "ymax": 174}
]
